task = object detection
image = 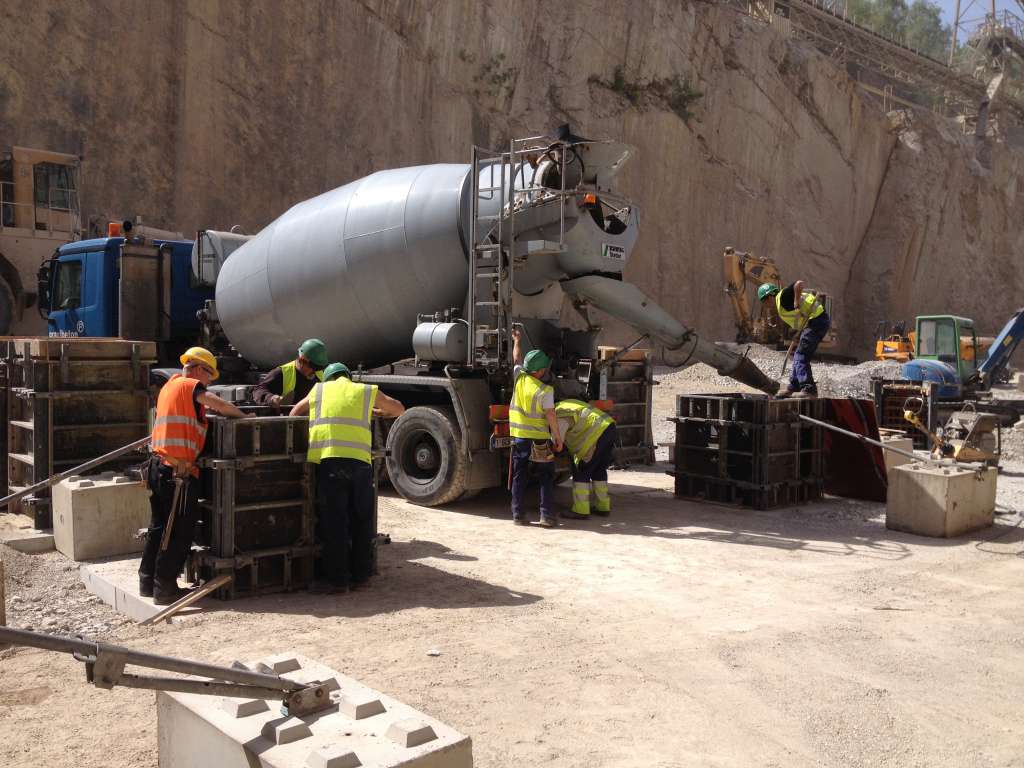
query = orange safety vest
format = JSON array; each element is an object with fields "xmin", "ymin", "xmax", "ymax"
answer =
[{"xmin": 152, "ymin": 374, "xmax": 208, "ymax": 476}]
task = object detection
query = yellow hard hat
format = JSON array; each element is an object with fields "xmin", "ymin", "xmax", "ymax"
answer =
[{"xmin": 179, "ymin": 346, "xmax": 219, "ymax": 380}]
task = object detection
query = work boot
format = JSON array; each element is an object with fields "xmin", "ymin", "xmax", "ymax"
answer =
[
  {"xmin": 513, "ymin": 517, "xmax": 530, "ymax": 526},
  {"xmin": 775, "ymin": 388, "xmax": 794, "ymax": 399},
  {"xmin": 562, "ymin": 511, "xmax": 590, "ymax": 520},
  {"xmin": 152, "ymin": 586, "xmax": 191, "ymax": 606},
  {"xmin": 538, "ymin": 516, "xmax": 559, "ymax": 528},
  {"xmin": 792, "ymin": 389, "xmax": 817, "ymax": 399},
  {"xmin": 138, "ymin": 576, "xmax": 154, "ymax": 598},
  {"xmin": 593, "ymin": 481, "xmax": 611, "ymax": 516}
]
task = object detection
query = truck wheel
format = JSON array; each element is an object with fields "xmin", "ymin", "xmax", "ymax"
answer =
[
  {"xmin": 386, "ymin": 406, "xmax": 468, "ymax": 506},
  {"xmin": 0, "ymin": 277, "xmax": 14, "ymax": 335}
]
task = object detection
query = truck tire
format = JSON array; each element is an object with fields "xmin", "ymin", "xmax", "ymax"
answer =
[
  {"xmin": 0, "ymin": 277, "xmax": 14, "ymax": 335},
  {"xmin": 386, "ymin": 406, "xmax": 468, "ymax": 506}
]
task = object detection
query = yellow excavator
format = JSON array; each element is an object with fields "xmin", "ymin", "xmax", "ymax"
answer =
[{"xmin": 723, "ymin": 246, "xmax": 838, "ymax": 348}]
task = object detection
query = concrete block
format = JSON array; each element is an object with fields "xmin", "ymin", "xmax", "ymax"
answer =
[
  {"xmin": 1, "ymin": 531, "xmax": 55, "ymax": 554},
  {"xmin": 306, "ymin": 745, "xmax": 362, "ymax": 768},
  {"xmin": 887, "ymin": 462, "xmax": 997, "ymax": 538},
  {"xmin": 882, "ymin": 436, "xmax": 915, "ymax": 474},
  {"xmin": 158, "ymin": 654, "xmax": 472, "ymax": 768},
  {"xmin": 52, "ymin": 474, "xmax": 150, "ymax": 561},
  {"xmin": 387, "ymin": 719, "xmax": 438, "ymax": 748},
  {"xmin": 222, "ymin": 698, "xmax": 270, "ymax": 718},
  {"xmin": 263, "ymin": 717, "xmax": 313, "ymax": 745},
  {"xmin": 80, "ymin": 556, "xmax": 204, "ymax": 624},
  {"xmin": 337, "ymin": 695, "xmax": 386, "ymax": 720}
]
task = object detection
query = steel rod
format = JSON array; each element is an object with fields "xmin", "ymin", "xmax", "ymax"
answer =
[
  {"xmin": 0, "ymin": 627, "xmax": 303, "ymax": 691},
  {"xmin": 0, "ymin": 435, "xmax": 151, "ymax": 508},
  {"xmin": 798, "ymin": 414, "xmax": 922, "ymax": 462}
]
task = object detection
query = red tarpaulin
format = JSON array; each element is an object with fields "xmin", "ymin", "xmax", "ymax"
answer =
[{"xmin": 821, "ymin": 398, "xmax": 888, "ymax": 502}]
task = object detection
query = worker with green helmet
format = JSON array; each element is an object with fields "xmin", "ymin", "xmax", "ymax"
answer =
[
  {"xmin": 509, "ymin": 327, "xmax": 563, "ymax": 527},
  {"xmin": 291, "ymin": 362, "xmax": 405, "ymax": 593},
  {"xmin": 555, "ymin": 399, "xmax": 617, "ymax": 519},
  {"xmin": 252, "ymin": 338, "xmax": 329, "ymax": 409},
  {"xmin": 758, "ymin": 280, "xmax": 831, "ymax": 398}
]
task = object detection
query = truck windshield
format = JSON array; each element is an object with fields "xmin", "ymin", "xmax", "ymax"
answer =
[{"xmin": 53, "ymin": 260, "xmax": 83, "ymax": 310}]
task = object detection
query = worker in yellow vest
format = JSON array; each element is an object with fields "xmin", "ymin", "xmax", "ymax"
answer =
[
  {"xmin": 509, "ymin": 328, "xmax": 563, "ymax": 527},
  {"xmin": 140, "ymin": 347, "xmax": 249, "ymax": 604},
  {"xmin": 759, "ymin": 280, "xmax": 830, "ymax": 398},
  {"xmin": 291, "ymin": 362, "xmax": 405, "ymax": 593},
  {"xmin": 555, "ymin": 399, "xmax": 617, "ymax": 519},
  {"xmin": 253, "ymin": 338, "xmax": 328, "ymax": 409}
]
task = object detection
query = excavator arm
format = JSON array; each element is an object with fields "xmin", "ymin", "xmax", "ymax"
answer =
[{"xmin": 722, "ymin": 247, "xmax": 783, "ymax": 344}]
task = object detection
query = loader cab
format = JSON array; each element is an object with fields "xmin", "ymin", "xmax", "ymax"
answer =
[{"xmin": 914, "ymin": 315, "xmax": 978, "ymax": 381}]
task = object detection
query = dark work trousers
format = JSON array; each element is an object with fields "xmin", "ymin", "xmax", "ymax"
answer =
[
  {"xmin": 510, "ymin": 437, "xmax": 555, "ymax": 522},
  {"xmin": 571, "ymin": 425, "xmax": 617, "ymax": 483},
  {"xmin": 790, "ymin": 313, "xmax": 831, "ymax": 394},
  {"xmin": 139, "ymin": 456, "xmax": 199, "ymax": 593},
  {"xmin": 315, "ymin": 458, "xmax": 375, "ymax": 587}
]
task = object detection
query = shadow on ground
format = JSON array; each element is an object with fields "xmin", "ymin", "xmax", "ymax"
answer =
[
  {"xmin": 225, "ymin": 538, "xmax": 541, "ymax": 620},
  {"xmin": 394, "ymin": 480, "xmax": 1024, "ymax": 562}
]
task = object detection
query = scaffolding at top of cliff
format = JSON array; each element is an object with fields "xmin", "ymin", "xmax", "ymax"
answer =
[{"xmin": 724, "ymin": 0, "xmax": 1024, "ymax": 125}]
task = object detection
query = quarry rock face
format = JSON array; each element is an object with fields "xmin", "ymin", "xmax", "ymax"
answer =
[{"xmin": 1, "ymin": 0, "xmax": 1020, "ymax": 355}]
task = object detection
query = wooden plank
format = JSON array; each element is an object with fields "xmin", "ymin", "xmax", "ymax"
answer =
[{"xmin": 140, "ymin": 574, "xmax": 232, "ymax": 626}]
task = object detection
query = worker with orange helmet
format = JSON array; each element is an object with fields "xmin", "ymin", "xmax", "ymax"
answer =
[{"xmin": 139, "ymin": 347, "xmax": 249, "ymax": 605}]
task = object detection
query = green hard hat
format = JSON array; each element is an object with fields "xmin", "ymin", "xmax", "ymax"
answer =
[
  {"xmin": 323, "ymin": 362, "xmax": 351, "ymax": 381},
  {"xmin": 298, "ymin": 338, "xmax": 328, "ymax": 368},
  {"xmin": 757, "ymin": 283, "xmax": 780, "ymax": 302},
  {"xmin": 523, "ymin": 349, "xmax": 551, "ymax": 373}
]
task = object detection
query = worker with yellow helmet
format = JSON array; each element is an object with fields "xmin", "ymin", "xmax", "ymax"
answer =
[
  {"xmin": 139, "ymin": 347, "xmax": 249, "ymax": 605},
  {"xmin": 253, "ymin": 338, "xmax": 329, "ymax": 409}
]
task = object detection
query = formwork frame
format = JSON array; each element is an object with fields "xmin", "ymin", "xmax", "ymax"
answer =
[
  {"xmin": 4, "ymin": 339, "xmax": 154, "ymax": 528},
  {"xmin": 669, "ymin": 393, "xmax": 825, "ymax": 510}
]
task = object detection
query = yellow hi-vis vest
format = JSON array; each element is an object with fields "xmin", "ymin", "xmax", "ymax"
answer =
[
  {"xmin": 776, "ymin": 291, "xmax": 824, "ymax": 330},
  {"xmin": 509, "ymin": 373, "xmax": 553, "ymax": 440},
  {"xmin": 306, "ymin": 379, "xmax": 378, "ymax": 464},
  {"xmin": 280, "ymin": 361, "xmax": 325, "ymax": 405},
  {"xmin": 555, "ymin": 399, "xmax": 614, "ymax": 463}
]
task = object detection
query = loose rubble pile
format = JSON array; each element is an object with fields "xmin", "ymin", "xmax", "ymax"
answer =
[{"xmin": 1, "ymin": 547, "xmax": 132, "ymax": 639}]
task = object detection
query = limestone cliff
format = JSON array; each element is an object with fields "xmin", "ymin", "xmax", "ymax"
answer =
[{"xmin": 1, "ymin": 0, "xmax": 1021, "ymax": 354}]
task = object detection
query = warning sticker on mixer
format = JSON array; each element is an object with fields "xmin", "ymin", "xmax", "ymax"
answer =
[{"xmin": 602, "ymin": 244, "xmax": 626, "ymax": 260}]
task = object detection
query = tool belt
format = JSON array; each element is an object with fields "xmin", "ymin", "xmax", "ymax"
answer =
[{"xmin": 529, "ymin": 440, "xmax": 555, "ymax": 463}]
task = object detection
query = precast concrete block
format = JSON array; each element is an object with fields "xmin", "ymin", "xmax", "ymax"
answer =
[
  {"xmin": 223, "ymin": 698, "xmax": 270, "ymax": 718},
  {"xmin": 882, "ymin": 437, "xmax": 915, "ymax": 474},
  {"xmin": 887, "ymin": 462, "xmax": 997, "ymax": 538},
  {"xmin": 306, "ymin": 745, "xmax": 362, "ymax": 768},
  {"xmin": 53, "ymin": 474, "xmax": 150, "ymax": 561},
  {"xmin": 158, "ymin": 654, "xmax": 472, "ymax": 768}
]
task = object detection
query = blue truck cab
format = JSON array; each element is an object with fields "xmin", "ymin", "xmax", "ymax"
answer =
[{"xmin": 38, "ymin": 236, "xmax": 213, "ymax": 360}]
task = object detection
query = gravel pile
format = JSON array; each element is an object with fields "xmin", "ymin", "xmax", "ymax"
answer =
[{"xmin": 1, "ymin": 546, "xmax": 133, "ymax": 638}]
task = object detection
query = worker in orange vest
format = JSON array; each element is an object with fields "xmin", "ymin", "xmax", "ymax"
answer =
[{"xmin": 139, "ymin": 347, "xmax": 249, "ymax": 605}]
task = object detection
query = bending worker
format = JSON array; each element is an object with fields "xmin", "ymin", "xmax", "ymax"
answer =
[
  {"xmin": 291, "ymin": 363, "xmax": 405, "ymax": 593},
  {"xmin": 139, "ymin": 347, "xmax": 249, "ymax": 605},
  {"xmin": 758, "ymin": 280, "xmax": 831, "ymax": 398},
  {"xmin": 555, "ymin": 399, "xmax": 617, "ymax": 519},
  {"xmin": 510, "ymin": 328, "xmax": 562, "ymax": 528},
  {"xmin": 252, "ymin": 338, "xmax": 328, "ymax": 409}
]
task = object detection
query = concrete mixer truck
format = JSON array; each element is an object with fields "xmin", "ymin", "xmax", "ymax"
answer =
[{"xmin": 206, "ymin": 130, "xmax": 779, "ymax": 505}]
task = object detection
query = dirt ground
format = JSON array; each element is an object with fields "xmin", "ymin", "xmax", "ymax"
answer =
[{"xmin": 2, "ymin": 364, "xmax": 1024, "ymax": 767}]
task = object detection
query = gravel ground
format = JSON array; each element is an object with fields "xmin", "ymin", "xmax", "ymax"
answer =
[{"xmin": 0, "ymin": 546, "xmax": 134, "ymax": 638}]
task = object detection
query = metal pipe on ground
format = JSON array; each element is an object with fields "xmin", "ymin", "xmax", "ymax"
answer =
[{"xmin": 798, "ymin": 414, "xmax": 925, "ymax": 464}]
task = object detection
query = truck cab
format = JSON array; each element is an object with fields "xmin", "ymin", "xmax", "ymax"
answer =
[{"xmin": 38, "ymin": 234, "xmax": 213, "ymax": 363}]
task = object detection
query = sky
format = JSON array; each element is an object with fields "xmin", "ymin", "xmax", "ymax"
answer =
[{"xmin": 931, "ymin": 0, "xmax": 1021, "ymax": 27}]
